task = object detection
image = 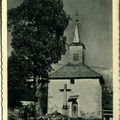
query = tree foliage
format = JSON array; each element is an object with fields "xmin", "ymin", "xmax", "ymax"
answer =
[
  {"xmin": 8, "ymin": 0, "xmax": 70, "ymax": 78},
  {"xmin": 102, "ymin": 84, "xmax": 113, "ymax": 109},
  {"xmin": 8, "ymin": 53, "xmax": 27, "ymax": 108},
  {"xmin": 8, "ymin": 0, "xmax": 70, "ymax": 114}
]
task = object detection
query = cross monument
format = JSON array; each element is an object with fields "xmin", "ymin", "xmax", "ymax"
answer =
[{"xmin": 60, "ymin": 84, "xmax": 71, "ymax": 116}]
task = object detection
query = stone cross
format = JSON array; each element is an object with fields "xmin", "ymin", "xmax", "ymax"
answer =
[{"xmin": 60, "ymin": 84, "xmax": 71, "ymax": 107}]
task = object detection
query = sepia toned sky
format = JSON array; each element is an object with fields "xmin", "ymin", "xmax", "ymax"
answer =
[{"xmin": 7, "ymin": 0, "xmax": 112, "ymax": 69}]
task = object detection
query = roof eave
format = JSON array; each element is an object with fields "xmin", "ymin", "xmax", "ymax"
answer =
[{"xmin": 48, "ymin": 76, "xmax": 104, "ymax": 85}]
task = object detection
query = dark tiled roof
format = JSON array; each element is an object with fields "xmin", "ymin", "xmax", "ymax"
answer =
[{"xmin": 49, "ymin": 64, "xmax": 104, "ymax": 84}]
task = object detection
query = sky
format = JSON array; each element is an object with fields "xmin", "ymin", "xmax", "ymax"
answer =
[{"xmin": 7, "ymin": 0, "xmax": 112, "ymax": 69}]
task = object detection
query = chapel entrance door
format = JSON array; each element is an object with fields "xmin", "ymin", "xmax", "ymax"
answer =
[
  {"xmin": 72, "ymin": 100, "xmax": 78, "ymax": 118},
  {"xmin": 68, "ymin": 95, "xmax": 79, "ymax": 118}
]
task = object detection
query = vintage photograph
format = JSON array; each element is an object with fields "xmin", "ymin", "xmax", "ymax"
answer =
[{"xmin": 7, "ymin": 0, "xmax": 113, "ymax": 120}]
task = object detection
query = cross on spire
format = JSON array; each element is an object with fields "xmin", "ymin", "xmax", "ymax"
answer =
[{"xmin": 75, "ymin": 12, "xmax": 79, "ymax": 23}]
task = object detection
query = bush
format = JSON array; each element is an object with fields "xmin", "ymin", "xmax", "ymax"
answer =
[{"xmin": 19, "ymin": 103, "xmax": 35, "ymax": 119}]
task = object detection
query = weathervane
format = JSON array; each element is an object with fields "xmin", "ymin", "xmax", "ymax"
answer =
[
  {"xmin": 74, "ymin": 12, "xmax": 83, "ymax": 23},
  {"xmin": 75, "ymin": 12, "xmax": 79, "ymax": 22}
]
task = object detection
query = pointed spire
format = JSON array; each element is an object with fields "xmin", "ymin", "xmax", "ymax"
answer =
[
  {"xmin": 73, "ymin": 23, "xmax": 80, "ymax": 43},
  {"xmin": 73, "ymin": 12, "xmax": 80, "ymax": 43}
]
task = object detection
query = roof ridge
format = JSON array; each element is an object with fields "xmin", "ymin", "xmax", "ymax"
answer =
[
  {"xmin": 84, "ymin": 64, "xmax": 103, "ymax": 77},
  {"xmin": 50, "ymin": 64, "xmax": 69, "ymax": 76},
  {"xmin": 89, "ymin": 65, "xmax": 110, "ymax": 69}
]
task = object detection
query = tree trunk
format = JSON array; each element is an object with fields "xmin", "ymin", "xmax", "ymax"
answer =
[{"xmin": 36, "ymin": 79, "xmax": 48, "ymax": 117}]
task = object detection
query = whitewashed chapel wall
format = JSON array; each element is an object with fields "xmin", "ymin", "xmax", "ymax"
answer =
[{"xmin": 48, "ymin": 79, "xmax": 102, "ymax": 118}]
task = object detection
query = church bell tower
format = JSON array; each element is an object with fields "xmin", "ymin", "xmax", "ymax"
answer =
[{"xmin": 68, "ymin": 19, "xmax": 85, "ymax": 65}]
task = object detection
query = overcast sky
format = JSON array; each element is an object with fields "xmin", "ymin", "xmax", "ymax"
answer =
[{"xmin": 7, "ymin": 0, "xmax": 112, "ymax": 69}]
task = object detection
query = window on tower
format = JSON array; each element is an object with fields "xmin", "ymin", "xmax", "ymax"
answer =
[{"xmin": 73, "ymin": 53, "xmax": 79, "ymax": 61}]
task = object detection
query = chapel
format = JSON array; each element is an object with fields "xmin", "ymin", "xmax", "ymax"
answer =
[{"xmin": 48, "ymin": 19, "xmax": 104, "ymax": 119}]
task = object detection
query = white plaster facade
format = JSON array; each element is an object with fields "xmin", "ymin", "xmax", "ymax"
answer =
[{"xmin": 48, "ymin": 79, "xmax": 102, "ymax": 119}]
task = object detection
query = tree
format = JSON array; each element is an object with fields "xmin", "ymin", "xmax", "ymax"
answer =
[
  {"xmin": 8, "ymin": 53, "xmax": 28, "ymax": 109},
  {"xmin": 8, "ymin": 0, "xmax": 69, "ymax": 79},
  {"xmin": 8, "ymin": 0, "xmax": 70, "ymax": 117},
  {"xmin": 102, "ymin": 70, "xmax": 113, "ymax": 110},
  {"xmin": 102, "ymin": 81, "xmax": 113, "ymax": 110}
]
